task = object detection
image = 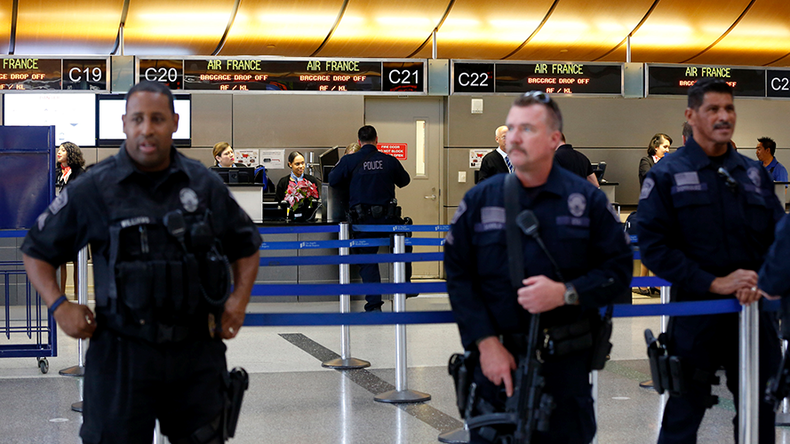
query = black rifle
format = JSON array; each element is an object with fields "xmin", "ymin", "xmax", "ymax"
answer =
[{"xmin": 466, "ymin": 200, "xmax": 555, "ymax": 443}]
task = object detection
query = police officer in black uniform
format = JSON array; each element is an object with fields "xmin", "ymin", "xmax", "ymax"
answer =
[
  {"xmin": 759, "ymin": 213, "xmax": 790, "ymax": 299},
  {"xmin": 328, "ymin": 125, "xmax": 410, "ymax": 311},
  {"xmin": 445, "ymin": 92, "xmax": 632, "ymax": 443},
  {"xmin": 22, "ymin": 81, "xmax": 262, "ymax": 444},
  {"xmin": 637, "ymin": 78, "xmax": 783, "ymax": 443}
]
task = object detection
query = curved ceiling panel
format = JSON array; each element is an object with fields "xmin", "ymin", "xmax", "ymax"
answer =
[
  {"xmin": 220, "ymin": 0, "xmax": 345, "ymax": 56},
  {"xmin": 314, "ymin": 0, "xmax": 450, "ymax": 58},
  {"xmin": 0, "ymin": 0, "xmax": 13, "ymax": 55},
  {"xmin": 422, "ymin": 0, "xmax": 554, "ymax": 60},
  {"xmin": 122, "ymin": 0, "xmax": 235, "ymax": 55},
  {"xmin": 687, "ymin": 0, "xmax": 790, "ymax": 66},
  {"xmin": 14, "ymin": 0, "xmax": 122, "ymax": 55},
  {"xmin": 628, "ymin": 0, "xmax": 753, "ymax": 63},
  {"xmin": 507, "ymin": 0, "xmax": 656, "ymax": 62}
]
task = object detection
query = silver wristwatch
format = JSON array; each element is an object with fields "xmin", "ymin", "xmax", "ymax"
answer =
[{"xmin": 563, "ymin": 283, "xmax": 579, "ymax": 305}]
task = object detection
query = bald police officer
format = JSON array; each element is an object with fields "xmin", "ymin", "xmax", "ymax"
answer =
[
  {"xmin": 22, "ymin": 81, "xmax": 261, "ymax": 444},
  {"xmin": 329, "ymin": 125, "xmax": 410, "ymax": 311}
]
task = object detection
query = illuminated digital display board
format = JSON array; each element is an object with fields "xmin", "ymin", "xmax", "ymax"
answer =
[
  {"xmin": 647, "ymin": 65, "xmax": 766, "ymax": 97},
  {"xmin": 452, "ymin": 61, "xmax": 622, "ymax": 95},
  {"xmin": 137, "ymin": 58, "xmax": 425, "ymax": 93},
  {"xmin": 767, "ymin": 70, "xmax": 790, "ymax": 98},
  {"xmin": 0, "ymin": 57, "xmax": 107, "ymax": 91}
]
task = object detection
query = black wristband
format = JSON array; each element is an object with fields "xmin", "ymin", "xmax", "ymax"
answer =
[{"xmin": 48, "ymin": 295, "xmax": 68, "ymax": 316}]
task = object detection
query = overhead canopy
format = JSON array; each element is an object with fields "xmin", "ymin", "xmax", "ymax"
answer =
[{"xmin": 3, "ymin": 0, "xmax": 789, "ymax": 66}]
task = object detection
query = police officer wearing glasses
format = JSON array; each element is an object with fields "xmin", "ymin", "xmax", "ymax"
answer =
[
  {"xmin": 22, "ymin": 81, "xmax": 262, "ymax": 444},
  {"xmin": 637, "ymin": 78, "xmax": 783, "ymax": 443},
  {"xmin": 445, "ymin": 91, "xmax": 632, "ymax": 443}
]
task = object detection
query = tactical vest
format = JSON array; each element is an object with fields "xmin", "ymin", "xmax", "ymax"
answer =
[{"xmin": 97, "ymin": 176, "xmax": 231, "ymax": 343}]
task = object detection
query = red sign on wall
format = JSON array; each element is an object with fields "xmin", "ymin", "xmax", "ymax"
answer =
[{"xmin": 377, "ymin": 143, "xmax": 407, "ymax": 160}]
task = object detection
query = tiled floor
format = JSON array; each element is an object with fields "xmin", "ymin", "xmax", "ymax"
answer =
[{"xmin": 2, "ymin": 293, "xmax": 790, "ymax": 444}]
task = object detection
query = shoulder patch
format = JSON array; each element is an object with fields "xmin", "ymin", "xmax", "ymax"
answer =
[
  {"xmin": 450, "ymin": 199, "xmax": 467, "ymax": 225},
  {"xmin": 639, "ymin": 178, "xmax": 655, "ymax": 200},
  {"xmin": 48, "ymin": 189, "xmax": 68, "ymax": 215}
]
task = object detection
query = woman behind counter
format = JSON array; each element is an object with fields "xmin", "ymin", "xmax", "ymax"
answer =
[
  {"xmin": 212, "ymin": 141, "xmax": 244, "ymax": 168},
  {"xmin": 55, "ymin": 142, "xmax": 86, "ymax": 298},
  {"xmin": 275, "ymin": 151, "xmax": 320, "ymax": 204}
]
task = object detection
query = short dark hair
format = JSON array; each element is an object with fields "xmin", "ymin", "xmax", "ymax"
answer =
[
  {"xmin": 759, "ymin": 137, "xmax": 777, "ymax": 156},
  {"xmin": 682, "ymin": 122, "xmax": 693, "ymax": 141},
  {"xmin": 288, "ymin": 151, "xmax": 305, "ymax": 164},
  {"xmin": 126, "ymin": 81, "xmax": 175, "ymax": 114},
  {"xmin": 647, "ymin": 133, "xmax": 673, "ymax": 156},
  {"xmin": 512, "ymin": 91, "xmax": 563, "ymax": 133},
  {"xmin": 687, "ymin": 78, "xmax": 733, "ymax": 110},
  {"xmin": 358, "ymin": 125, "xmax": 377, "ymax": 144}
]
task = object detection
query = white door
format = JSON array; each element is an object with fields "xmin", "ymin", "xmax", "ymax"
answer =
[{"xmin": 364, "ymin": 97, "xmax": 443, "ymax": 278}]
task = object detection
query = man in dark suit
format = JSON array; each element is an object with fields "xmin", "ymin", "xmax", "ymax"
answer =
[{"xmin": 477, "ymin": 125, "xmax": 511, "ymax": 183}]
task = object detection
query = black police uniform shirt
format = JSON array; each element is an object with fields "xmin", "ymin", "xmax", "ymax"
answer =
[
  {"xmin": 21, "ymin": 143, "xmax": 262, "ymax": 314},
  {"xmin": 759, "ymin": 213, "xmax": 790, "ymax": 298},
  {"xmin": 637, "ymin": 137, "xmax": 783, "ymax": 300},
  {"xmin": 554, "ymin": 144, "xmax": 594, "ymax": 180},
  {"xmin": 444, "ymin": 163, "xmax": 632, "ymax": 350},
  {"xmin": 328, "ymin": 144, "xmax": 410, "ymax": 207}
]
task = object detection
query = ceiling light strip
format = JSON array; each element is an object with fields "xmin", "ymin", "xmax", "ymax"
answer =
[
  {"xmin": 501, "ymin": 0, "xmax": 560, "ymax": 60},
  {"xmin": 212, "ymin": 0, "xmax": 242, "ymax": 56},
  {"xmin": 406, "ymin": 0, "xmax": 457, "ymax": 59},
  {"xmin": 680, "ymin": 0, "xmax": 757, "ymax": 64},
  {"xmin": 310, "ymin": 0, "xmax": 351, "ymax": 57}
]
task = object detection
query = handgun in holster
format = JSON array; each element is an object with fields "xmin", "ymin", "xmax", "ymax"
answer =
[
  {"xmin": 645, "ymin": 329, "xmax": 718, "ymax": 406},
  {"xmin": 766, "ymin": 344, "xmax": 790, "ymax": 409},
  {"xmin": 223, "ymin": 367, "xmax": 249, "ymax": 440},
  {"xmin": 448, "ymin": 351, "xmax": 478, "ymax": 418}
]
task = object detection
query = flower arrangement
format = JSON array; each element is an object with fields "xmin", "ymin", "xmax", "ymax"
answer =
[{"xmin": 284, "ymin": 179, "xmax": 319, "ymax": 212}]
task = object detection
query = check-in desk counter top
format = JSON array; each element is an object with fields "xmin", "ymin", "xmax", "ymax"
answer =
[
  {"xmin": 255, "ymin": 221, "xmax": 391, "ymax": 302},
  {"xmin": 227, "ymin": 184, "xmax": 265, "ymax": 224}
]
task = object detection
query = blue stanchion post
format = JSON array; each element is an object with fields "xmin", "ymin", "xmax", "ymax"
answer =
[
  {"xmin": 374, "ymin": 232, "xmax": 430, "ymax": 404},
  {"xmin": 322, "ymin": 222, "xmax": 370, "ymax": 370}
]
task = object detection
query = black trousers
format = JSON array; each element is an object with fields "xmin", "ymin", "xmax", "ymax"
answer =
[
  {"xmin": 657, "ymin": 311, "xmax": 780, "ymax": 444},
  {"xmin": 351, "ymin": 216, "xmax": 412, "ymax": 311},
  {"xmin": 80, "ymin": 329, "xmax": 227, "ymax": 444},
  {"xmin": 469, "ymin": 350, "xmax": 596, "ymax": 444}
]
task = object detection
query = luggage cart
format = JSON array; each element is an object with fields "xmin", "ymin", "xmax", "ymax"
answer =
[{"xmin": 0, "ymin": 260, "xmax": 57, "ymax": 373}]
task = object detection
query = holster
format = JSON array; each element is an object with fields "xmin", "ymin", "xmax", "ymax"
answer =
[
  {"xmin": 644, "ymin": 329, "xmax": 719, "ymax": 406},
  {"xmin": 590, "ymin": 306, "xmax": 614, "ymax": 370},
  {"xmin": 448, "ymin": 351, "xmax": 478, "ymax": 418},
  {"xmin": 223, "ymin": 367, "xmax": 249, "ymax": 440}
]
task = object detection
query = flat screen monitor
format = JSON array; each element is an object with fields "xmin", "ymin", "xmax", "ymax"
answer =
[
  {"xmin": 96, "ymin": 93, "xmax": 191, "ymax": 146},
  {"xmin": 592, "ymin": 162, "xmax": 607, "ymax": 183},
  {"xmin": 3, "ymin": 93, "xmax": 97, "ymax": 147},
  {"xmin": 319, "ymin": 146, "xmax": 341, "ymax": 180},
  {"xmin": 211, "ymin": 167, "xmax": 255, "ymax": 184}
]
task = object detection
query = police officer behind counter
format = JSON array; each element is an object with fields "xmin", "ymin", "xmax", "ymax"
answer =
[
  {"xmin": 637, "ymin": 78, "xmax": 783, "ymax": 443},
  {"xmin": 445, "ymin": 91, "xmax": 632, "ymax": 443},
  {"xmin": 21, "ymin": 81, "xmax": 262, "ymax": 444},
  {"xmin": 328, "ymin": 125, "xmax": 410, "ymax": 312}
]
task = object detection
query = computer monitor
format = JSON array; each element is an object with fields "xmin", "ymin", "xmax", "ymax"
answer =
[
  {"xmin": 319, "ymin": 146, "xmax": 341, "ymax": 181},
  {"xmin": 592, "ymin": 162, "xmax": 607, "ymax": 183},
  {"xmin": 211, "ymin": 167, "xmax": 255, "ymax": 184}
]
